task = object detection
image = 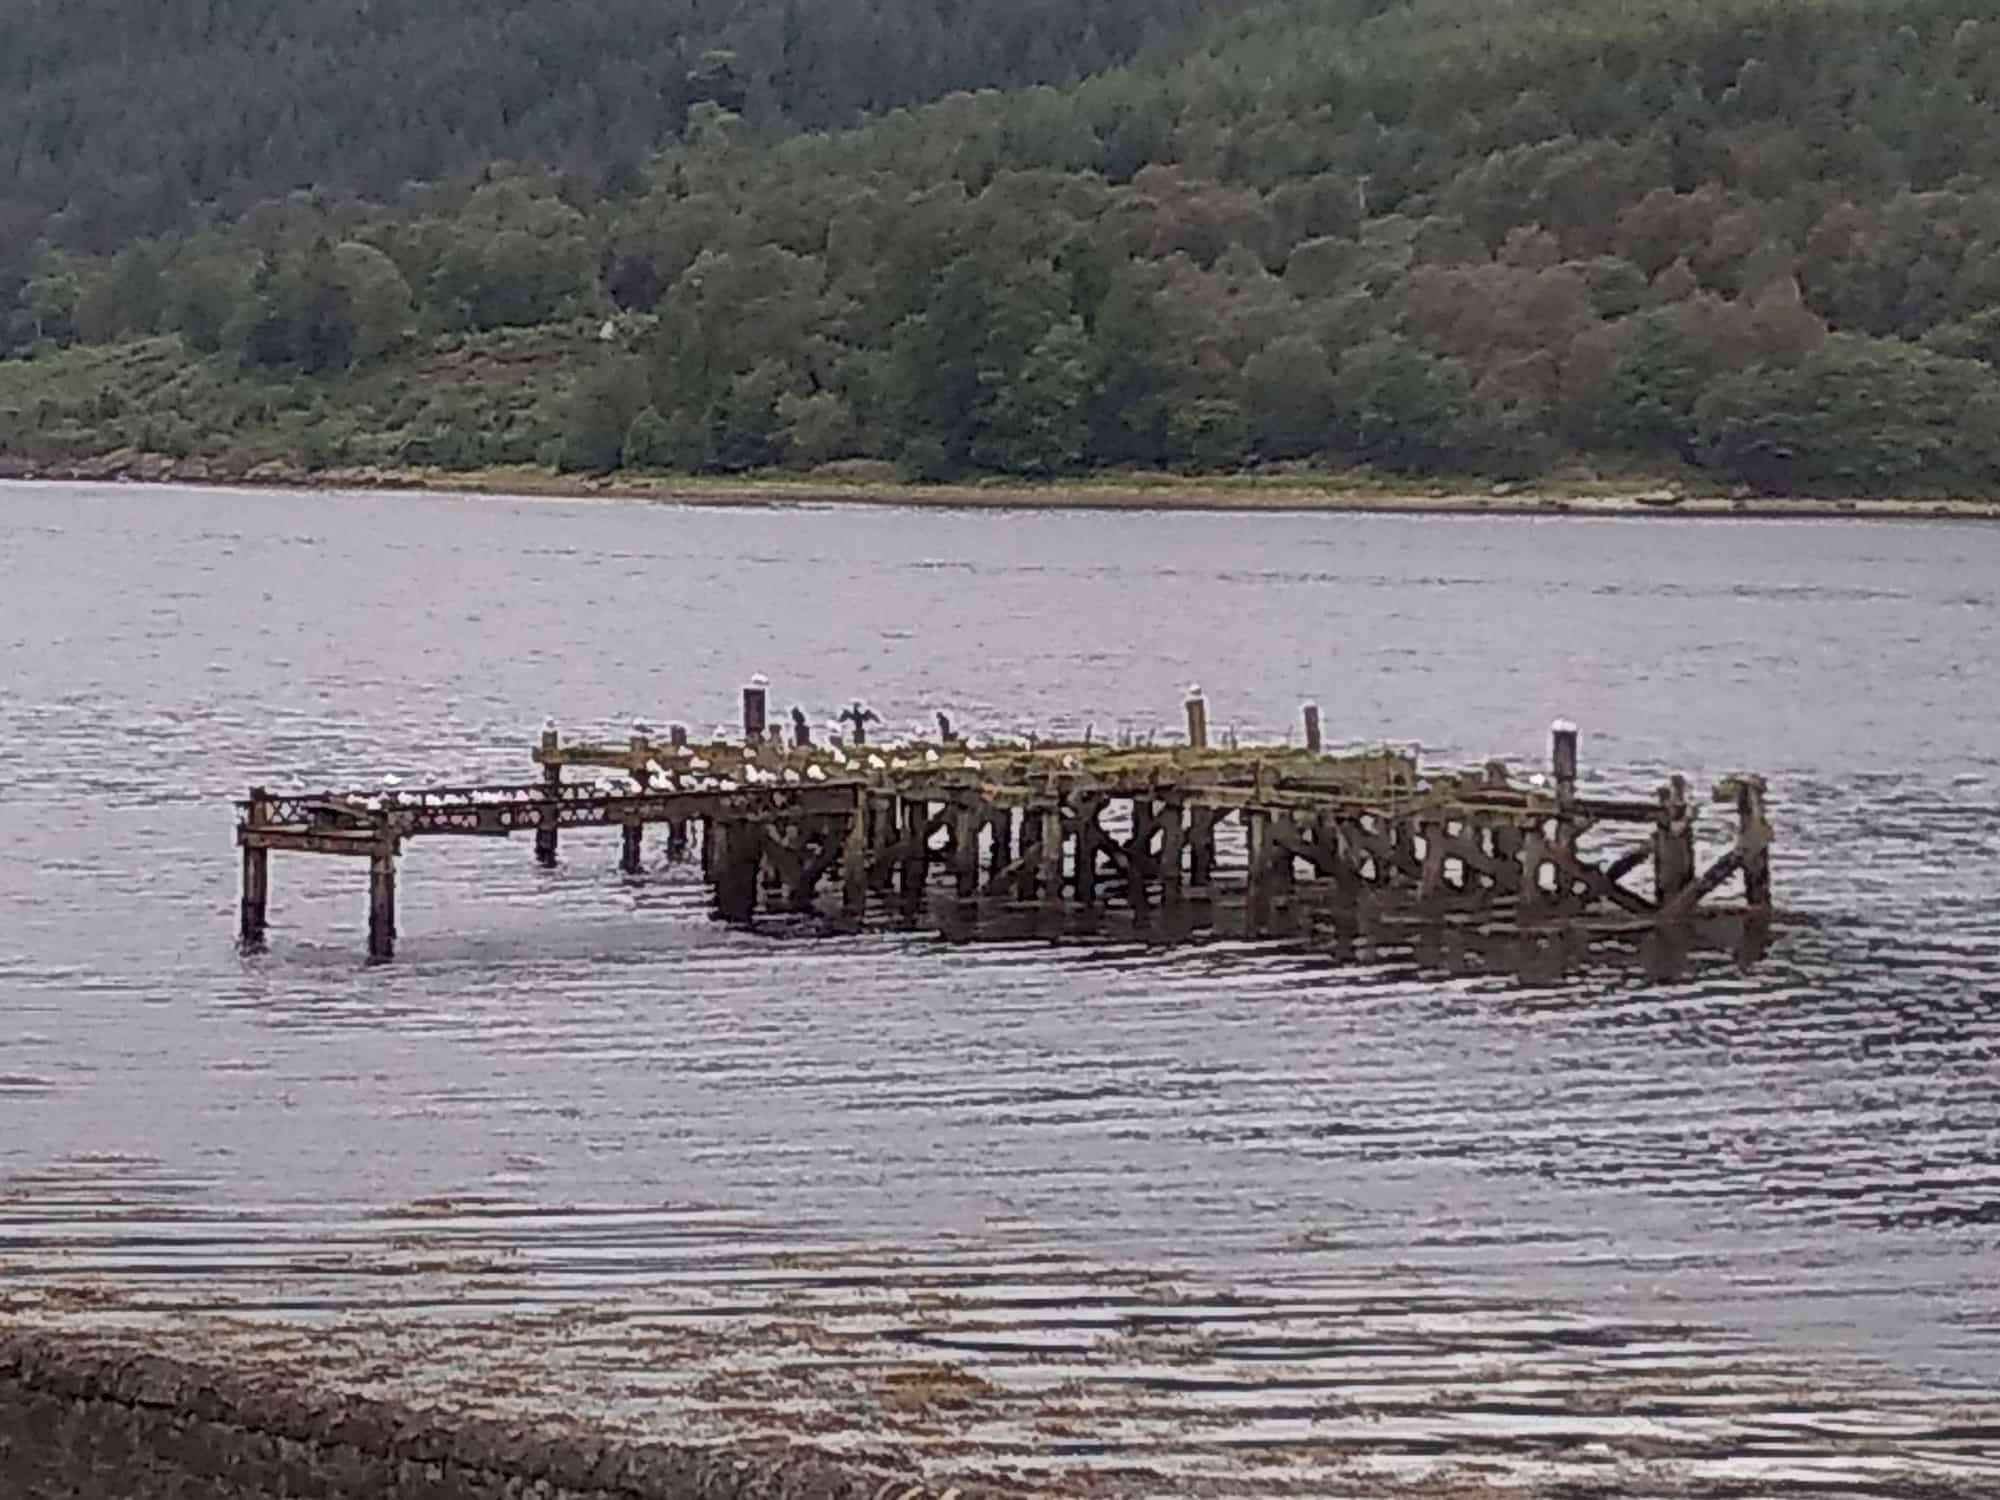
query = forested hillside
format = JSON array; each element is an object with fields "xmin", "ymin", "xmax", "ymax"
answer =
[{"xmin": 8, "ymin": 0, "xmax": 2000, "ymax": 496}]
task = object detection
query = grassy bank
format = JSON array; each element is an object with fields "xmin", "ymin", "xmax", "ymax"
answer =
[{"xmin": 5, "ymin": 332, "xmax": 2000, "ymax": 521}]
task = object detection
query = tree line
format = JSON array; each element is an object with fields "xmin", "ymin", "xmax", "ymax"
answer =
[{"xmin": 8, "ymin": 0, "xmax": 2000, "ymax": 496}]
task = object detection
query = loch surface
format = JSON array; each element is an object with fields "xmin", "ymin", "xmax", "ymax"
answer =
[{"xmin": 2, "ymin": 482, "xmax": 1997, "ymax": 1493}]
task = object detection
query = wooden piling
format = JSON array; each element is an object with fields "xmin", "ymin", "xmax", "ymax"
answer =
[
  {"xmin": 1037, "ymin": 807, "xmax": 1064, "ymax": 913},
  {"xmin": 1302, "ymin": 703, "xmax": 1322, "ymax": 753},
  {"xmin": 1073, "ymin": 797, "xmax": 1100, "ymax": 908},
  {"xmin": 953, "ymin": 801, "xmax": 981, "ymax": 902},
  {"xmin": 1654, "ymin": 777, "xmax": 1694, "ymax": 902},
  {"xmin": 1158, "ymin": 797, "xmax": 1185, "ymax": 908},
  {"xmin": 1518, "ymin": 827, "xmax": 1551, "ymax": 917},
  {"xmin": 1244, "ymin": 809, "xmax": 1272, "ymax": 937},
  {"xmin": 1017, "ymin": 810, "xmax": 1043, "ymax": 902},
  {"xmin": 714, "ymin": 820, "xmax": 759, "ymax": 923},
  {"xmin": 987, "ymin": 808, "xmax": 1013, "ymax": 883},
  {"xmin": 1128, "ymin": 797, "xmax": 1156, "ymax": 910},
  {"xmin": 843, "ymin": 792, "xmax": 868, "ymax": 920},
  {"xmin": 1418, "ymin": 819, "xmax": 1446, "ymax": 904},
  {"xmin": 1184, "ymin": 690, "xmax": 1208, "ymax": 749},
  {"xmin": 535, "ymin": 725, "xmax": 561, "ymax": 866},
  {"xmin": 621, "ymin": 726, "xmax": 648, "ymax": 875},
  {"xmin": 367, "ymin": 837, "xmax": 397, "ymax": 962},
  {"xmin": 1550, "ymin": 719, "xmax": 1579, "ymax": 838},
  {"xmin": 1736, "ymin": 776, "xmax": 1773, "ymax": 914},
  {"xmin": 899, "ymin": 797, "xmax": 928, "ymax": 918},
  {"xmin": 239, "ymin": 787, "xmax": 270, "ymax": 949},
  {"xmin": 1188, "ymin": 806, "xmax": 1216, "ymax": 889},
  {"xmin": 742, "ymin": 676, "xmax": 769, "ymax": 743}
]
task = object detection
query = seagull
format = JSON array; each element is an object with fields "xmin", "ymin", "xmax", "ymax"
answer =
[
  {"xmin": 689, "ymin": 757, "xmax": 710, "ymax": 771},
  {"xmin": 830, "ymin": 744, "xmax": 849, "ymax": 766},
  {"xmin": 867, "ymin": 754, "xmax": 886, "ymax": 771},
  {"xmin": 1061, "ymin": 754, "xmax": 1080, "ymax": 770},
  {"xmin": 382, "ymin": 773, "xmax": 401, "ymax": 787},
  {"xmin": 541, "ymin": 717, "xmax": 557, "ymax": 734},
  {"xmin": 1186, "ymin": 683, "xmax": 1202, "ymax": 699},
  {"xmin": 780, "ymin": 768, "xmax": 800, "ymax": 784},
  {"xmin": 924, "ymin": 747, "xmax": 940, "ymax": 764},
  {"xmin": 750, "ymin": 673, "xmax": 769, "ymax": 688},
  {"xmin": 717, "ymin": 777, "xmax": 739, "ymax": 791},
  {"xmin": 632, "ymin": 718, "xmax": 650, "ymax": 736},
  {"xmin": 806, "ymin": 764, "xmax": 826, "ymax": 782}
]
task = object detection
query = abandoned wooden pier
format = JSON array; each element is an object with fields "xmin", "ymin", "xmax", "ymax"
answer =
[{"xmin": 235, "ymin": 684, "xmax": 1773, "ymax": 963}]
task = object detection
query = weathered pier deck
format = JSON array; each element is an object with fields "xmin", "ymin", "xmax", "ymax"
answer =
[{"xmin": 235, "ymin": 685, "xmax": 1773, "ymax": 962}]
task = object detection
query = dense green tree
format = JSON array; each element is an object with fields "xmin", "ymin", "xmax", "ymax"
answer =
[
  {"xmin": 970, "ymin": 315, "xmax": 1104, "ymax": 474},
  {"xmin": 1696, "ymin": 335, "xmax": 2000, "ymax": 495},
  {"xmin": 1331, "ymin": 336, "xmax": 1469, "ymax": 474},
  {"xmin": 1242, "ymin": 335, "xmax": 1337, "ymax": 459},
  {"xmin": 558, "ymin": 358, "xmax": 646, "ymax": 472}
]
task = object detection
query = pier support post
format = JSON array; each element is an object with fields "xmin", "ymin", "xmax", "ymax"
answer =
[
  {"xmin": 1418, "ymin": 818, "xmax": 1446, "ymax": 904},
  {"xmin": 1550, "ymin": 718, "xmax": 1579, "ymax": 846},
  {"xmin": 1017, "ymin": 811, "xmax": 1042, "ymax": 901},
  {"xmin": 715, "ymin": 820, "xmax": 759, "ymax": 923},
  {"xmin": 899, "ymin": 797, "xmax": 928, "ymax": 919},
  {"xmin": 1158, "ymin": 797, "xmax": 1185, "ymax": 909},
  {"xmin": 869, "ymin": 796, "xmax": 897, "ymax": 892},
  {"xmin": 239, "ymin": 787, "xmax": 270, "ymax": 950},
  {"xmin": 1037, "ymin": 807, "xmax": 1064, "ymax": 914},
  {"xmin": 742, "ymin": 675, "xmax": 769, "ymax": 743},
  {"xmin": 1518, "ymin": 827, "xmax": 1551, "ymax": 918},
  {"xmin": 1302, "ymin": 703, "xmax": 1322, "ymax": 753},
  {"xmin": 1736, "ymin": 776, "xmax": 1772, "ymax": 914},
  {"xmin": 535, "ymin": 725, "xmax": 562, "ymax": 866},
  {"xmin": 1244, "ymin": 810, "xmax": 1272, "ymax": 937},
  {"xmin": 622, "ymin": 725, "xmax": 649, "ymax": 876},
  {"xmin": 953, "ymin": 801, "xmax": 981, "ymax": 903},
  {"xmin": 1188, "ymin": 807, "xmax": 1215, "ymax": 889},
  {"xmin": 987, "ymin": 808, "xmax": 1013, "ymax": 884},
  {"xmin": 844, "ymin": 792, "xmax": 869, "ymax": 921},
  {"xmin": 1129, "ymin": 797, "xmax": 1156, "ymax": 911},
  {"xmin": 1655, "ymin": 776, "xmax": 1694, "ymax": 903},
  {"xmin": 665, "ymin": 725, "xmax": 690, "ymax": 861},
  {"xmin": 1184, "ymin": 688, "xmax": 1208, "ymax": 749},
  {"xmin": 367, "ymin": 837, "xmax": 398, "ymax": 962},
  {"xmin": 1073, "ymin": 798, "xmax": 1099, "ymax": 909}
]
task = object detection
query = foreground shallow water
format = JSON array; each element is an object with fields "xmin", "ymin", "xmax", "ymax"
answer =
[{"xmin": 2, "ymin": 482, "xmax": 1996, "ymax": 1493}]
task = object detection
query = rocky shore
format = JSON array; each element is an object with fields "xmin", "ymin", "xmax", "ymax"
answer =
[
  {"xmin": 7, "ymin": 450, "xmax": 2000, "ymax": 520},
  {"xmin": 0, "ymin": 1329, "xmax": 987, "ymax": 1500}
]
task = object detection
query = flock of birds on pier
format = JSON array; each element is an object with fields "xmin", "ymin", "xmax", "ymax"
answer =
[{"xmin": 302, "ymin": 715, "xmax": 1017, "ymax": 813}]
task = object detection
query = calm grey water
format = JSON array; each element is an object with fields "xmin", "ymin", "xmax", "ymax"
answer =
[{"xmin": 2, "ymin": 482, "xmax": 1998, "ymax": 1495}]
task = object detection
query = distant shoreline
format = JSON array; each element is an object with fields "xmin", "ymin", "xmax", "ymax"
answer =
[{"xmin": 6, "ymin": 455, "xmax": 2000, "ymax": 520}]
